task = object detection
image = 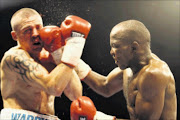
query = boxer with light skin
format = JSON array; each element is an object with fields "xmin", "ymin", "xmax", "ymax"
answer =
[
  {"xmin": 0, "ymin": 8, "xmax": 91, "ymax": 120},
  {"xmin": 71, "ymin": 20, "xmax": 177, "ymax": 120}
]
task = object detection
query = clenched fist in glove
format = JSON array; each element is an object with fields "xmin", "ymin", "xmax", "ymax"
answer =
[
  {"xmin": 60, "ymin": 15, "xmax": 91, "ymax": 67},
  {"xmin": 61, "ymin": 15, "xmax": 91, "ymax": 39},
  {"xmin": 39, "ymin": 25, "xmax": 65, "ymax": 64},
  {"xmin": 70, "ymin": 96, "xmax": 116, "ymax": 120}
]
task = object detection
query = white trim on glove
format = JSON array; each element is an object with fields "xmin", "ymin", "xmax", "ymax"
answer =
[
  {"xmin": 75, "ymin": 59, "xmax": 91, "ymax": 80},
  {"xmin": 51, "ymin": 47, "xmax": 63, "ymax": 64},
  {"xmin": 61, "ymin": 37, "xmax": 85, "ymax": 67},
  {"xmin": 94, "ymin": 111, "xmax": 116, "ymax": 120}
]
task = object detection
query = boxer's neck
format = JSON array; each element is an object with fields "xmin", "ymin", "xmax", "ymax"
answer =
[
  {"xmin": 130, "ymin": 52, "xmax": 152, "ymax": 74},
  {"xmin": 29, "ymin": 52, "xmax": 41, "ymax": 63}
]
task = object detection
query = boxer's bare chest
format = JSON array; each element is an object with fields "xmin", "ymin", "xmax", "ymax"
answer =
[{"xmin": 123, "ymin": 68, "xmax": 139, "ymax": 106}]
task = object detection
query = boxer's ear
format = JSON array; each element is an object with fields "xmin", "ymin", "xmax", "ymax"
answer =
[
  {"xmin": 11, "ymin": 31, "xmax": 17, "ymax": 41},
  {"xmin": 131, "ymin": 41, "xmax": 139, "ymax": 52}
]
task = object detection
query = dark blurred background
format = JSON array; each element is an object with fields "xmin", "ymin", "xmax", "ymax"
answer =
[{"xmin": 0, "ymin": 0, "xmax": 179, "ymax": 119}]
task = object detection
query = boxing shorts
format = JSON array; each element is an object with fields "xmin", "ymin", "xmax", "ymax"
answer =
[{"xmin": 0, "ymin": 108, "xmax": 60, "ymax": 120}]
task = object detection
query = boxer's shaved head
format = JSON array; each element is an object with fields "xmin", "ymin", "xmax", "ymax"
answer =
[
  {"xmin": 10, "ymin": 8, "xmax": 43, "ymax": 32},
  {"xmin": 110, "ymin": 20, "xmax": 151, "ymax": 49}
]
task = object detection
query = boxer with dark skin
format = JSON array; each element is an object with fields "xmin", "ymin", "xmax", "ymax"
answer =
[
  {"xmin": 0, "ymin": 8, "xmax": 90, "ymax": 119},
  {"xmin": 72, "ymin": 20, "xmax": 177, "ymax": 120}
]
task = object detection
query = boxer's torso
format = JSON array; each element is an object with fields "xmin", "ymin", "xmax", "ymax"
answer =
[
  {"xmin": 1, "ymin": 47, "xmax": 56, "ymax": 115},
  {"xmin": 123, "ymin": 56, "xmax": 177, "ymax": 119}
]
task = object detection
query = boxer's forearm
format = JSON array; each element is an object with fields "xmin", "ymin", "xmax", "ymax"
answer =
[
  {"xmin": 63, "ymin": 70, "xmax": 82, "ymax": 101},
  {"xmin": 45, "ymin": 63, "xmax": 74, "ymax": 96}
]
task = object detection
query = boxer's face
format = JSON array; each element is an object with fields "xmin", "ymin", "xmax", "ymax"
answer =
[
  {"xmin": 110, "ymin": 31, "xmax": 133, "ymax": 70},
  {"xmin": 14, "ymin": 15, "xmax": 43, "ymax": 55}
]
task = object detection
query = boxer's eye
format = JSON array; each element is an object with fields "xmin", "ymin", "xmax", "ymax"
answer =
[
  {"xmin": 112, "ymin": 43, "xmax": 119, "ymax": 48},
  {"xmin": 24, "ymin": 28, "xmax": 32, "ymax": 34}
]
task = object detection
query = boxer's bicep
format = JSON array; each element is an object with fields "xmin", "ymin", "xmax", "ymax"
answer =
[
  {"xmin": 135, "ymin": 72, "xmax": 166, "ymax": 119},
  {"xmin": 84, "ymin": 67, "xmax": 123, "ymax": 97},
  {"xmin": 135, "ymin": 90, "xmax": 165, "ymax": 120},
  {"xmin": 106, "ymin": 67, "xmax": 123, "ymax": 91},
  {"xmin": 3, "ymin": 51, "xmax": 49, "ymax": 89}
]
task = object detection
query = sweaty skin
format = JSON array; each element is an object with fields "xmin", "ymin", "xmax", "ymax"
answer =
[
  {"xmin": 123, "ymin": 55, "xmax": 176, "ymax": 119},
  {"xmin": 1, "ymin": 8, "xmax": 82, "ymax": 115},
  {"xmin": 82, "ymin": 20, "xmax": 177, "ymax": 120}
]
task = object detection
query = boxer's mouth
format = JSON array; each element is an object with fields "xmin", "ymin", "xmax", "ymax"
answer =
[
  {"xmin": 32, "ymin": 39, "xmax": 42, "ymax": 46},
  {"xmin": 33, "ymin": 42, "xmax": 41, "ymax": 46},
  {"xmin": 32, "ymin": 40, "xmax": 43, "ymax": 49},
  {"xmin": 32, "ymin": 37, "xmax": 42, "ymax": 46},
  {"xmin": 113, "ymin": 56, "xmax": 118, "ymax": 64}
]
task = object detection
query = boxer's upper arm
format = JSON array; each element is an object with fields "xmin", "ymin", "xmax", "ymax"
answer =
[
  {"xmin": 2, "ymin": 49, "xmax": 75, "ymax": 96},
  {"xmin": 135, "ymin": 70, "xmax": 167, "ymax": 119},
  {"xmin": 106, "ymin": 67, "xmax": 123, "ymax": 90},
  {"xmin": 2, "ymin": 50, "xmax": 49, "ymax": 89},
  {"xmin": 84, "ymin": 67, "xmax": 123, "ymax": 97}
]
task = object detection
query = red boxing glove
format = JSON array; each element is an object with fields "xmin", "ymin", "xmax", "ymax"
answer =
[
  {"xmin": 70, "ymin": 96, "xmax": 116, "ymax": 120},
  {"xmin": 70, "ymin": 96, "xmax": 96, "ymax": 120},
  {"xmin": 60, "ymin": 15, "xmax": 91, "ymax": 39},
  {"xmin": 39, "ymin": 25, "xmax": 65, "ymax": 52},
  {"xmin": 60, "ymin": 16, "xmax": 91, "ymax": 67},
  {"xmin": 39, "ymin": 25, "xmax": 65, "ymax": 64}
]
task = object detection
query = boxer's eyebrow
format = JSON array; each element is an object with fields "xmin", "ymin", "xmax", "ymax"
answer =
[
  {"xmin": 21, "ymin": 26, "xmax": 32, "ymax": 31},
  {"xmin": 111, "ymin": 40, "xmax": 121, "ymax": 48}
]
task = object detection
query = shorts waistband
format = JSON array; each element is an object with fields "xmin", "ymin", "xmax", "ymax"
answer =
[{"xmin": 0, "ymin": 108, "xmax": 60, "ymax": 120}]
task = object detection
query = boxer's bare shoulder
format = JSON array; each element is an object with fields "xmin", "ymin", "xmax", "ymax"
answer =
[
  {"xmin": 135, "ymin": 56, "xmax": 176, "ymax": 119},
  {"xmin": 0, "ymin": 47, "xmax": 54, "ymax": 114},
  {"xmin": 138, "ymin": 56, "xmax": 175, "ymax": 99},
  {"xmin": 1, "ymin": 47, "xmax": 48, "ymax": 85}
]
